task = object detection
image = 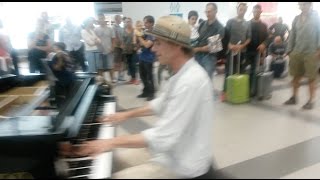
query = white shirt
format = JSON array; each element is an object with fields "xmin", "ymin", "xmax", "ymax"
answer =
[
  {"xmin": 142, "ymin": 58, "xmax": 214, "ymax": 178},
  {"xmin": 113, "ymin": 24, "xmax": 124, "ymax": 48},
  {"xmin": 59, "ymin": 24, "xmax": 83, "ymax": 51},
  {"xmin": 94, "ymin": 26, "xmax": 115, "ymax": 54},
  {"xmin": 190, "ymin": 24, "xmax": 199, "ymax": 40},
  {"xmin": 81, "ymin": 29, "xmax": 99, "ymax": 51}
]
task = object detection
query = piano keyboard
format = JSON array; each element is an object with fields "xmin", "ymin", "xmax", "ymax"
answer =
[{"xmin": 57, "ymin": 95, "xmax": 116, "ymax": 179}]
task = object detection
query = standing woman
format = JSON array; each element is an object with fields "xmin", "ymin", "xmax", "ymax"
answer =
[
  {"xmin": 81, "ymin": 17, "xmax": 101, "ymax": 73},
  {"xmin": 122, "ymin": 17, "xmax": 139, "ymax": 85}
]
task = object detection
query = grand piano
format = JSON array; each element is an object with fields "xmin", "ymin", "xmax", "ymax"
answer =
[{"xmin": 0, "ymin": 73, "xmax": 116, "ymax": 179}]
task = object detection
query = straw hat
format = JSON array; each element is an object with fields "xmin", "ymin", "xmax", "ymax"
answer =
[{"xmin": 145, "ymin": 15, "xmax": 191, "ymax": 48}]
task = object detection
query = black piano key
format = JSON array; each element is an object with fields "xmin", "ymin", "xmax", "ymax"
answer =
[
  {"xmin": 71, "ymin": 176, "xmax": 90, "ymax": 179},
  {"xmin": 68, "ymin": 168, "xmax": 91, "ymax": 177},
  {"xmin": 68, "ymin": 159, "xmax": 93, "ymax": 169},
  {"xmin": 87, "ymin": 125, "xmax": 100, "ymax": 138}
]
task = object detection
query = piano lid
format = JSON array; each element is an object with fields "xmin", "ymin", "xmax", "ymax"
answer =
[{"xmin": 50, "ymin": 77, "xmax": 93, "ymax": 134}]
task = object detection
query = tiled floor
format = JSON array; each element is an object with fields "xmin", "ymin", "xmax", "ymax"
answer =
[{"xmin": 18, "ymin": 60, "xmax": 320, "ymax": 178}]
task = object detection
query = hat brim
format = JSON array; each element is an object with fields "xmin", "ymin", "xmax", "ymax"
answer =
[{"xmin": 145, "ymin": 30, "xmax": 191, "ymax": 48}]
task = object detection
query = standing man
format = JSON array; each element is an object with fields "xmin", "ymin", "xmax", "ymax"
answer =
[
  {"xmin": 221, "ymin": 2, "xmax": 251, "ymax": 101},
  {"xmin": 61, "ymin": 15, "xmax": 215, "ymax": 179},
  {"xmin": 136, "ymin": 15, "xmax": 156, "ymax": 101},
  {"xmin": 245, "ymin": 4, "xmax": 269, "ymax": 97},
  {"xmin": 81, "ymin": 17, "xmax": 101, "ymax": 74},
  {"xmin": 59, "ymin": 17, "xmax": 87, "ymax": 72},
  {"xmin": 193, "ymin": 3, "xmax": 225, "ymax": 80},
  {"xmin": 40, "ymin": 11, "xmax": 54, "ymax": 43},
  {"xmin": 113, "ymin": 14, "xmax": 125, "ymax": 82},
  {"xmin": 284, "ymin": 2, "xmax": 320, "ymax": 110},
  {"xmin": 95, "ymin": 13, "xmax": 116, "ymax": 82}
]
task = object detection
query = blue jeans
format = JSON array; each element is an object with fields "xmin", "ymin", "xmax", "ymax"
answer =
[
  {"xmin": 85, "ymin": 50, "xmax": 100, "ymax": 73},
  {"xmin": 195, "ymin": 53, "xmax": 217, "ymax": 79},
  {"xmin": 126, "ymin": 53, "xmax": 138, "ymax": 79}
]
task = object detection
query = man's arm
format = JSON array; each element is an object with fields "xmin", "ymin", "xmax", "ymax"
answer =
[
  {"xmin": 257, "ymin": 23, "xmax": 270, "ymax": 53},
  {"xmin": 194, "ymin": 24, "xmax": 225, "ymax": 53},
  {"xmin": 193, "ymin": 45, "xmax": 209, "ymax": 53},
  {"xmin": 286, "ymin": 17, "xmax": 297, "ymax": 55},
  {"xmin": 138, "ymin": 36, "xmax": 153, "ymax": 48},
  {"xmin": 240, "ymin": 21, "xmax": 252, "ymax": 50},
  {"xmin": 81, "ymin": 30, "xmax": 96, "ymax": 46},
  {"xmin": 58, "ymin": 28, "xmax": 64, "ymax": 43},
  {"xmin": 102, "ymin": 89, "xmax": 166, "ymax": 125},
  {"xmin": 225, "ymin": 19, "xmax": 236, "ymax": 51},
  {"xmin": 101, "ymin": 104, "xmax": 154, "ymax": 125},
  {"xmin": 69, "ymin": 92, "xmax": 168, "ymax": 157},
  {"xmin": 111, "ymin": 29, "xmax": 116, "ymax": 52},
  {"xmin": 72, "ymin": 134, "xmax": 147, "ymax": 157}
]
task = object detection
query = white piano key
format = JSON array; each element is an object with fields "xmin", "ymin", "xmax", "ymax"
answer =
[
  {"xmin": 103, "ymin": 102, "xmax": 116, "ymax": 116},
  {"xmin": 68, "ymin": 174, "xmax": 91, "ymax": 179},
  {"xmin": 60, "ymin": 156, "xmax": 93, "ymax": 162},
  {"xmin": 60, "ymin": 98, "xmax": 116, "ymax": 179},
  {"xmin": 89, "ymin": 125, "xmax": 115, "ymax": 179}
]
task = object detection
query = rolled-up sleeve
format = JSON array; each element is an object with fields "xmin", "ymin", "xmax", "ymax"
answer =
[
  {"xmin": 142, "ymin": 84, "xmax": 199, "ymax": 153},
  {"xmin": 148, "ymin": 92, "xmax": 165, "ymax": 116}
]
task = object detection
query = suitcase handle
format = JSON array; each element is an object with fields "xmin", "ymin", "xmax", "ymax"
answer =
[
  {"xmin": 256, "ymin": 52, "xmax": 267, "ymax": 74},
  {"xmin": 229, "ymin": 41, "xmax": 241, "ymax": 75}
]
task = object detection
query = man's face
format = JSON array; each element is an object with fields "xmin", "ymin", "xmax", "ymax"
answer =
[
  {"xmin": 65, "ymin": 17, "xmax": 72, "ymax": 25},
  {"xmin": 144, "ymin": 19, "xmax": 153, "ymax": 30},
  {"xmin": 298, "ymin": 2, "xmax": 312, "ymax": 13},
  {"xmin": 41, "ymin": 12, "xmax": 49, "ymax": 21},
  {"xmin": 152, "ymin": 38, "xmax": 178, "ymax": 65},
  {"xmin": 274, "ymin": 36, "xmax": 282, "ymax": 45},
  {"xmin": 237, "ymin": 4, "xmax": 248, "ymax": 17},
  {"xmin": 205, "ymin": 5, "xmax": 216, "ymax": 20},
  {"xmin": 115, "ymin": 15, "xmax": 122, "ymax": 24},
  {"xmin": 124, "ymin": 18, "xmax": 132, "ymax": 28},
  {"xmin": 98, "ymin": 16, "xmax": 107, "ymax": 26},
  {"xmin": 252, "ymin": 8, "xmax": 262, "ymax": 19},
  {"xmin": 189, "ymin": 16, "xmax": 198, "ymax": 26}
]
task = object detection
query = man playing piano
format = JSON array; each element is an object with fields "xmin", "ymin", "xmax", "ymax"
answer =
[{"xmin": 61, "ymin": 15, "xmax": 215, "ymax": 179}]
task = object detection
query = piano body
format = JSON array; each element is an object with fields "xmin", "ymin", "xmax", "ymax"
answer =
[{"xmin": 0, "ymin": 74, "xmax": 115, "ymax": 179}]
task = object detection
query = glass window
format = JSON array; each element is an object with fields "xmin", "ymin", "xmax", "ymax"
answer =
[{"xmin": 0, "ymin": 2, "xmax": 95, "ymax": 49}]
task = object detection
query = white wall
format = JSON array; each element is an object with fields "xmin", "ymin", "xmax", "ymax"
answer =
[
  {"xmin": 123, "ymin": 2, "xmax": 238, "ymax": 26},
  {"xmin": 277, "ymin": 2, "xmax": 320, "ymax": 29}
]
